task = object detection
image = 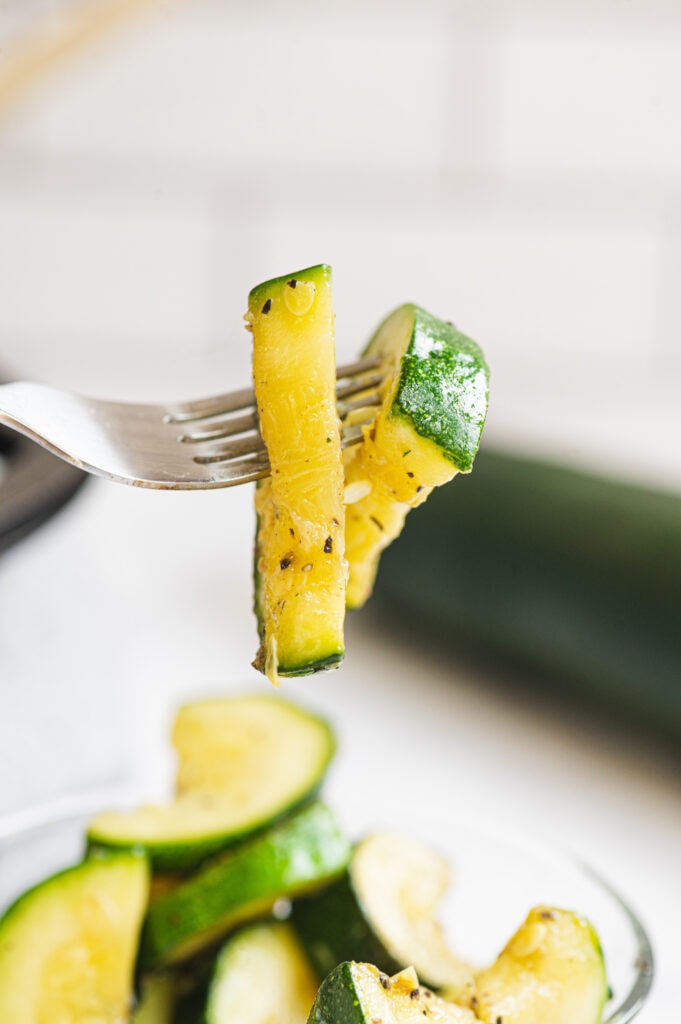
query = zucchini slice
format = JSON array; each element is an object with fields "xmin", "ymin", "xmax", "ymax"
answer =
[
  {"xmin": 247, "ymin": 264, "xmax": 347, "ymax": 682},
  {"xmin": 204, "ymin": 922, "xmax": 318, "ymax": 1024},
  {"xmin": 293, "ymin": 831, "xmax": 474, "ymax": 996},
  {"xmin": 139, "ymin": 801, "xmax": 351, "ymax": 970},
  {"xmin": 344, "ymin": 304, "xmax": 489, "ymax": 608},
  {"xmin": 308, "ymin": 962, "xmax": 477, "ymax": 1024},
  {"xmin": 0, "ymin": 851, "xmax": 148, "ymax": 1024},
  {"xmin": 473, "ymin": 906, "xmax": 608, "ymax": 1024},
  {"xmin": 87, "ymin": 695, "xmax": 335, "ymax": 871},
  {"xmin": 132, "ymin": 974, "xmax": 176, "ymax": 1022}
]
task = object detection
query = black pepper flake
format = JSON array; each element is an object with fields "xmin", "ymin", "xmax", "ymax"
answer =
[
  {"xmin": 369, "ymin": 426, "xmax": 377, "ymax": 442},
  {"xmin": 378, "ymin": 973, "xmax": 391, "ymax": 990},
  {"xmin": 287, "ymin": 278, "xmax": 298, "ymax": 289},
  {"xmin": 407, "ymin": 471, "xmax": 414, "ymax": 478},
  {"xmin": 280, "ymin": 557, "xmax": 292, "ymax": 570},
  {"xmin": 416, "ymin": 485, "xmax": 425, "ymax": 493},
  {"xmin": 370, "ymin": 515, "xmax": 384, "ymax": 531},
  {"xmin": 409, "ymin": 989, "xmax": 420, "ymax": 1000},
  {"xmin": 261, "ymin": 298, "xmax": 272, "ymax": 314},
  {"xmin": 289, "ymin": 528, "xmax": 295, "ymax": 537},
  {"xmin": 423, "ymin": 990, "xmax": 433, "ymax": 999},
  {"xmin": 471, "ymin": 997, "xmax": 478, "ymax": 1010},
  {"xmin": 331, "ymin": 517, "xmax": 340, "ymax": 526},
  {"xmin": 540, "ymin": 910, "xmax": 556, "ymax": 920},
  {"xmin": 324, "ymin": 536, "xmax": 333, "ymax": 553},
  {"xmin": 496, "ymin": 1017, "xmax": 503, "ymax": 1024}
]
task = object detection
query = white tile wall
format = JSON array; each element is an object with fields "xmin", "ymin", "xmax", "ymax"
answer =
[{"xmin": 0, "ymin": 0, "xmax": 680, "ymax": 483}]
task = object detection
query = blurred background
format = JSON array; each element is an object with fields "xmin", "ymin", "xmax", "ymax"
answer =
[{"xmin": 0, "ymin": 0, "xmax": 680, "ymax": 1016}]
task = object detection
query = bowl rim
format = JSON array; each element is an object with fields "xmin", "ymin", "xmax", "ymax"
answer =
[{"xmin": 0, "ymin": 787, "xmax": 654, "ymax": 1023}]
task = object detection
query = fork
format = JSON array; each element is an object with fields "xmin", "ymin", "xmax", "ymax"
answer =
[{"xmin": 0, "ymin": 359, "xmax": 383, "ymax": 489}]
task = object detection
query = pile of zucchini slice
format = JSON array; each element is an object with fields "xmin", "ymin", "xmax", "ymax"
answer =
[{"xmin": 0, "ymin": 695, "xmax": 608, "ymax": 1024}]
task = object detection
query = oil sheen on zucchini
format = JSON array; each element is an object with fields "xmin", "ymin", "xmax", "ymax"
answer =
[
  {"xmin": 293, "ymin": 831, "xmax": 474, "ymax": 996},
  {"xmin": 139, "ymin": 801, "xmax": 351, "ymax": 970},
  {"xmin": 472, "ymin": 906, "xmax": 608, "ymax": 1024},
  {"xmin": 247, "ymin": 265, "xmax": 347, "ymax": 683},
  {"xmin": 344, "ymin": 304, "xmax": 489, "ymax": 608},
  {"xmin": 0, "ymin": 851, "xmax": 148, "ymax": 1024},
  {"xmin": 87, "ymin": 694, "xmax": 335, "ymax": 871},
  {"xmin": 308, "ymin": 962, "xmax": 477, "ymax": 1024}
]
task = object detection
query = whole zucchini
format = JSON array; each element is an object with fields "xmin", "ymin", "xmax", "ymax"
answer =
[{"xmin": 371, "ymin": 448, "xmax": 681, "ymax": 743}]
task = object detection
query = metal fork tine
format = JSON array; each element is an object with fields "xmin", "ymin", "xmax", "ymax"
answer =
[
  {"xmin": 0, "ymin": 356, "xmax": 385, "ymax": 490},
  {"xmin": 193, "ymin": 415, "xmax": 370, "ymax": 469},
  {"xmin": 194, "ymin": 431, "xmax": 267, "ymax": 464},
  {"xmin": 166, "ymin": 357, "xmax": 382, "ymax": 426},
  {"xmin": 335, "ymin": 357, "xmax": 382, "ymax": 379},
  {"xmin": 183, "ymin": 393, "xmax": 380, "ymax": 448},
  {"xmin": 179, "ymin": 410, "xmax": 259, "ymax": 444},
  {"xmin": 337, "ymin": 392, "xmax": 381, "ymax": 417},
  {"xmin": 166, "ymin": 385, "xmax": 257, "ymax": 424}
]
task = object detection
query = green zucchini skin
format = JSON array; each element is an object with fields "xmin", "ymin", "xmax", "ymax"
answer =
[
  {"xmin": 293, "ymin": 832, "xmax": 472, "ymax": 995},
  {"xmin": 307, "ymin": 962, "xmax": 366, "ymax": 1024},
  {"xmin": 364, "ymin": 304, "xmax": 490, "ymax": 472},
  {"xmin": 0, "ymin": 851, "xmax": 149, "ymax": 1024},
  {"xmin": 139, "ymin": 802, "xmax": 351, "ymax": 971},
  {"xmin": 307, "ymin": 962, "xmax": 476, "ymax": 1024},
  {"xmin": 87, "ymin": 696, "xmax": 337, "ymax": 873},
  {"xmin": 203, "ymin": 922, "xmax": 318, "ymax": 1024},
  {"xmin": 372, "ymin": 448, "xmax": 681, "ymax": 743},
  {"xmin": 131, "ymin": 974, "xmax": 176, "ymax": 1022},
  {"xmin": 293, "ymin": 873, "xmax": 402, "ymax": 982}
]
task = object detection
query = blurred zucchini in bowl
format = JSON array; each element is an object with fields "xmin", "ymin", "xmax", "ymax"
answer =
[{"xmin": 371, "ymin": 448, "xmax": 681, "ymax": 741}]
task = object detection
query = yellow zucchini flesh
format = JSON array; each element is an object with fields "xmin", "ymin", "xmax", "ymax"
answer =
[
  {"xmin": 87, "ymin": 695, "xmax": 336, "ymax": 872},
  {"xmin": 0, "ymin": 852, "xmax": 148, "ymax": 1024},
  {"xmin": 246, "ymin": 265, "xmax": 347, "ymax": 683},
  {"xmin": 343, "ymin": 304, "xmax": 489, "ymax": 608},
  {"xmin": 206, "ymin": 922, "xmax": 318, "ymax": 1024},
  {"xmin": 473, "ymin": 906, "xmax": 608, "ymax": 1024}
]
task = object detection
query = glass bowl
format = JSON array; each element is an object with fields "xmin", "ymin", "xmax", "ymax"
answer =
[{"xmin": 0, "ymin": 789, "xmax": 653, "ymax": 1022}]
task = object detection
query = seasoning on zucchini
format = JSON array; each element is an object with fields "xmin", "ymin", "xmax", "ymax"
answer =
[
  {"xmin": 0, "ymin": 851, "xmax": 148, "ymax": 1024},
  {"xmin": 307, "ymin": 961, "xmax": 477, "ymax": 1024},
  {"xmin": 204, "ymin": 922, "xmax": 318, "ymax": 1024},
  {"xmin": 246, "ymin": 264, "xmax": 347, "ymax": 683},
  {"xmin": 473, "ymin": 906, "xmax": 608, "ymax": 1024},
  {"xmin": 139, "ymin": 801, "xmax": 351, "ymax": 970},
  {"xmin": 293, "ymin": 831, "xmax": 475, "ymax": 996},
  {"xmin": 87, "ymin": 694, "xmax": 336, "ymax": 872},
  {"xmin": 343, "ymin": 303, "xmax": 489, "ymax": 608}
]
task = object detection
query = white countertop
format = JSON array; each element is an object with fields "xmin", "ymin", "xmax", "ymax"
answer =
[{"xmin": 1, "ymin": 471, "xmax": 679, "ymax": 1017}]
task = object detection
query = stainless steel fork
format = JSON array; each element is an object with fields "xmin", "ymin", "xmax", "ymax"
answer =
[{"xmin": 0, "ymin": 359, "xmax": 383, "ymax": 489}]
